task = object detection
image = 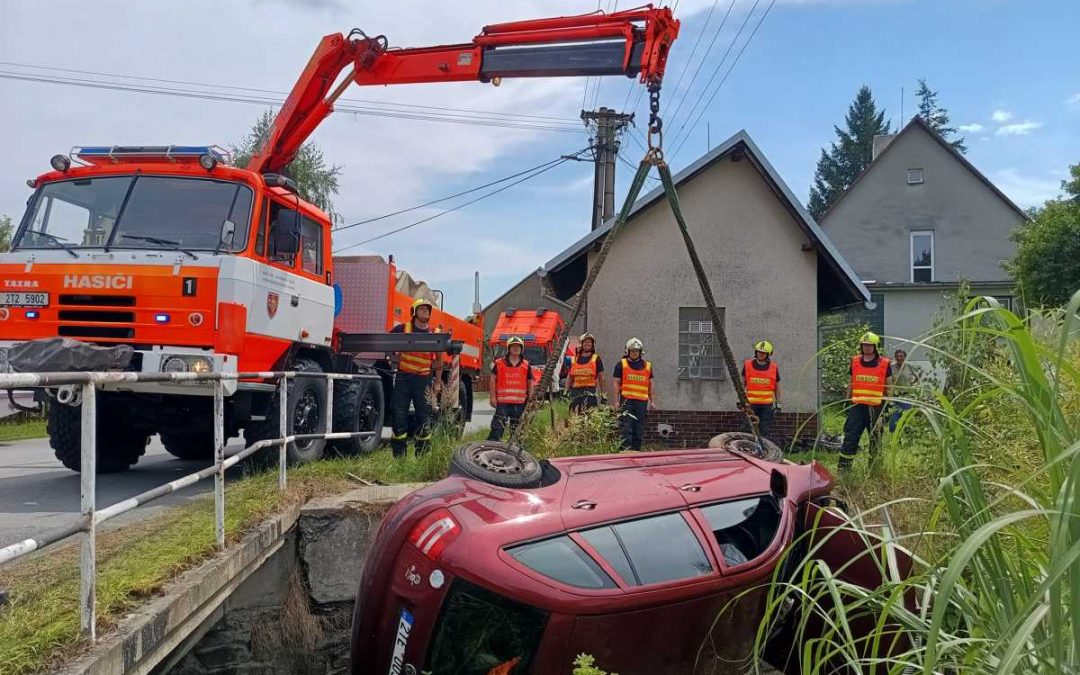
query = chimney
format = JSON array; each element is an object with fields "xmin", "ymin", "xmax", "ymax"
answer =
[{"xmin": 872, "ymin": 134, "xmax": 897, "ymax": 162}]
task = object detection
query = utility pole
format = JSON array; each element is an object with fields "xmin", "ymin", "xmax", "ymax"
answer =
[{"xmin": 581, "ymin": 107, "xmax": 634, "ymax": 231}]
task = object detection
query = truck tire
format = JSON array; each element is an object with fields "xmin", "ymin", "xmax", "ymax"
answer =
[
  {"xmin": 707, "ymin": 431, "xmax": 783, "ymax": 462},
  {"xmin": 450, "ymin": 441, "xmax": 542, "ymax": 489},
  {"xmin": 48, "ymin": 402, "xmax": 149, "ymax": 473},
  {"xmin": 244, "ymin": 358, "xmax": 328, "ymax": 465},
  {"xmin": 332, "ymin": 378, "xmax": 385, "ymax": 455},
  {"xmin": 160, "ymin": 431, "xmax": 215, "ymax": 461}
]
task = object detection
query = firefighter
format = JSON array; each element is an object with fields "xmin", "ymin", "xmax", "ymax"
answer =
[
  {"xmin": 562, "ymin": 332, "xmax": 605, "ymax": 413},
  {"xmin": 742, "ymin": 340, "xmax": 781, "ymax": 439},
  {"xmin": 612, "ymin": 337, "xmax": 655, "ymax": 451},
  {"xmin": 839, "ymin": 331, "xmax": 892, "ymax": 471},
  {"xmin": 488, "ymin": 336, "xmax": 532, "ymax": 441},
  {"xmin": 389, "ymin": 298, "xmax": 443, "ymax": 457}
]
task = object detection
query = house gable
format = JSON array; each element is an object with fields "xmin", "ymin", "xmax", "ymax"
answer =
[{"xmin": 820, "ymin": 117, "xmax": 1027, "ymax": 285}]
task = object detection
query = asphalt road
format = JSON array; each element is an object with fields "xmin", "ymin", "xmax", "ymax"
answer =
[{"xmin": 0, "ymin": 399, "xmax": 493, "ymax": 551}]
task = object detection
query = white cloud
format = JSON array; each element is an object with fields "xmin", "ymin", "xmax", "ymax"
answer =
[
  {"xmin": 995, "ymin": 120, "xmax": 1043, "ymax": 136},
  {"xmin": 993, "ymin": 169, "xmax": 1063, "ymax": 208},
  {"xmin": 991, "ymin": 110, "xmax": 1014, "ymax": 123},
  {"xmin": 1068, "ymin": 93, "xmax": 1080, "ymax": 106},
  {"xmin": 958, "ymin": 123, "xmax": 984, "ymax": 133}
]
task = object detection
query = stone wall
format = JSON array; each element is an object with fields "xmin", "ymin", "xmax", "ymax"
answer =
[{"xmin": 644, "ymin": 409, "xmax": 819, "ymax": 447}]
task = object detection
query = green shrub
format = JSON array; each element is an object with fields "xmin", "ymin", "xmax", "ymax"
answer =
[{"xmin": 572, "ymin": 654, "xmax": 617, "ymax": 675}]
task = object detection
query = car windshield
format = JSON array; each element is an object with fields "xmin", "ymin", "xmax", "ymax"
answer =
[{"xmin": 13, "ymin": 175, "xmax": 253, "ymax": 253}]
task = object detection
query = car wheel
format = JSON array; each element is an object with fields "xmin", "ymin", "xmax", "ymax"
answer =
[
  {"xmin": 708, "ymin": 431, "xmax": 783, "ymax": 462},
  {"xmin": 450, "ymin": 441, "xmax": 542, "ymax": 489}
]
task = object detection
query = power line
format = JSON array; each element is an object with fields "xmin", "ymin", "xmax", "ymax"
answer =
[
  {"xmin": 334, "ymin": 149, "xmax": 588, "ymax": 252},
  {"xmin": 670, "ymin": 0, "xmax": 777, "ymax": 161},
  {"xmin": 0, "ymin": 71, "xmax": 584, "ymax": 134},
  {"xmin": 663, "ymin": 0, "xmax": 739, "ymax": 133},
  {"xmin": 662, "ymin": 0, "xmax": 722, "ymax": 120},
  {"xmin": 667, "ymin": 0, "xmax": 763, "ymax": 151},
  {"xmin": 333, "ymin": 155, "xmax": 570, "ymax": 232},
  {"xmin": 0, "ymin": 61, "xmax": 577, "ymax": 125}
]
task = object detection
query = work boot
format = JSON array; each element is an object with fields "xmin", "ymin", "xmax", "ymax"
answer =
[
  {"xmin": 415, "ymin": 434, "xmax": 432, "ymax": 456},
  {"xmin": 391, "ymin": 433, "xmax": 408, "ymax": 458},
  {"xmin": 837, "ymin": 454, "xmax": 854, "ymax": 472}
]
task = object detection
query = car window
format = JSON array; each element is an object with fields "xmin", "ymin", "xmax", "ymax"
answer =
[
  {"xmin": 579, "ymin": 525, "xmax": 636, "ymax": 584},
  {"xmin": 425, "ymin": 580, "xmax": 547, "ymax": 675},
  {"xmin": 509, "ymin": 536, "xmax": 616, "ymax": 589},
  {"xmin": 700, "ymin": 496, "xmax": 782, "ymax": 567},
  {"xmin": 584, "ymin": 512, "xmax": 712, "ymax": 586},
  {"xmin": 300, "ymin": 215, "xmax": 322, "ymax": 275}
]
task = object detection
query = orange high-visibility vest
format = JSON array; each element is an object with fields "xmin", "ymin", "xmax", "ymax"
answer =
[
  {"xmin": 619, "ymin": 358, "xmax": 652, "ymax": 401},
  {"xmin": 744, "ymin": 359, "xmax": 778, "ymax": 404},
  {"xmin": 850, "ymin": 356, "xmax": 890, "ymax": 406},
  {"xmin": 495, "ymin": 358, "xmax": 530, "ymax": 404},
  {"xmin": 570, "ymin": 354, "xmax": 599, "ymax": 389},
  {"xmin": 398, "ymin": 322, "xmax": 438, "ymax": 376}
]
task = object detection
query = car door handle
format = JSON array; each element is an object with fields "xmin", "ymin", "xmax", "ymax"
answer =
[
  {"xmin": 679, "ymin": 484, "xmax": 701, "ymax": 492},
  {"xmin": 571, "ymin": 499, "xmax": 597, "ymax": 510}
]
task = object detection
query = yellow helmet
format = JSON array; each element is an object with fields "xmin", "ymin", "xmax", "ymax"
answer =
[
  {"xmin": 410, "ymin": 298, "xmax": 433, "ymax": 315},
  {"xmin": 754, "ymin": 340, "xmax": 774, "ymax": 355},
  {"xmin": 506, "ymin": 336, "xmax": 525, "ymax": 349},
  {"xmin": 625, "ymin": 337, "xmax": 644, "ymax": 352},
  {"xmin": 859, "ymin": 331, "xmax": 881, "ymax": 346}
]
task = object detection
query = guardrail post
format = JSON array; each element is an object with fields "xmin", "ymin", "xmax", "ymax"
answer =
[
  {"xmin": 278, "ymin": 376, "xmax": 288, "ymax": 492},
  {"xmin": 80, "ymin": 382, "xmax": 97, "ymax": 642},
  {"xmin": 213, "ymin": 380, "xmax": 225, "ymax": 551},
  {"xmin": 325, "ymin": 376, "xmax": 334, "ymax": 435}
]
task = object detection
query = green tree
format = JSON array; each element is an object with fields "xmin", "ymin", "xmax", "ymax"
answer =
[
  {"xmin": 231, "ymin": 110, "xmax": 343, "ymax": 224},
  {"xmin": 0, "ymin": 214, "xmax": 13, "ymax": 252},
  {"xmin": 915, "ymin": 78, "xmax": 966, "ymax": 153},
  {"xmin": 1008, "ymin": 163, "xmax": 1080, "ymax": 307},
  {"xmin": 808, "ymin": 86, "xmax": 891, "ymax": 219}
]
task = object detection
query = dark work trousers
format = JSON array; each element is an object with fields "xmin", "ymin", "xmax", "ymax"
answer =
[
  {"xmin": 569, "ymin": 387, "xmax": 599, "ymax": 414},
  {"xmin": 390, "ymin": 372, "xmax": 433, "ymax": 457},
  {"xmin": 839, "ymin": 403, "xmax": 884, "ymax": 470},
  {"xmin": 620, "ymin": 399, "xmax": 649, "ymax": 451},
  {"xmin": 748, "ymin": 403, "xmax": 775, "ymax": 439},
  {"xmin": 488, "ymin": 403, "xmax": 527, "ymax": 442}
]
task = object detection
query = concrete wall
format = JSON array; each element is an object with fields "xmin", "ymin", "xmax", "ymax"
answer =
[
  {"xmin": 586, "ymin": 154, "xmax": 821, "ymax": 414},
  {"xmin": 821, "ymin": 125, "xmax": 1023, "ymax": 284}
]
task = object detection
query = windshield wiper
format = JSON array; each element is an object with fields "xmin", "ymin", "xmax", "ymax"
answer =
[
  {"xmin": 26, "ymin": 230, "xmax": 79, "ymax": 258},
  {"xmin": 120, "ymin": 235, "xmax": 199, "ymax": 260}
]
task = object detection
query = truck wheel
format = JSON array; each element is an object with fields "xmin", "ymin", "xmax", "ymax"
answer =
[
  {"xmin": 707, "ymin": 431, "xmax": 783, "ymax": 462},
  {"xmin": 244, "ymin": 358, "xmax": 328, "ymax": 465},
  {"xmin": 450, "ymin": 441, "xmax": 542, "ymax": 489},
  {"xmin": 160, "ymin": 431, "xmax": 215, "ymax": 461},
  {"xmin": 48, "ymin": 402, "xmax": 149, "ymax": 473},
  {"xmin": 332, "ymin": 379, "xmax": 385, "ymax": 455}
]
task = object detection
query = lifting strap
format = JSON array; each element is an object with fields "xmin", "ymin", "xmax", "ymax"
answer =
[{"xmin": 509, "ymin": 140, "xmax": 763, "ymax": 452}]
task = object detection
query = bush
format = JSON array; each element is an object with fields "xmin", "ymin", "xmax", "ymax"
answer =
[
  {"xmin": 521, "ymin": 400, "xmax": 623, "ymax": 458},
  {"xmin": 572, "ymin": 654, "xmax": 616, "ymax": 675},
  {"xmin": 817, "ymin": 322, "xmax": 869, "ymax": 402}
]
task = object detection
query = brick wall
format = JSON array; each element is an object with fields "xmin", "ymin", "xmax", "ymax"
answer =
[{"xmin": 644, "ymin": 409, "xmax": 819, "ymax": 448}]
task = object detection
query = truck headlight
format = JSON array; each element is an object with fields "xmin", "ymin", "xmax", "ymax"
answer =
[
  {"xmin": 189, "ymin": 357, "xmax": 212, "ymax": 374},
  {"xmin": 162, "ymin": 356, "xmax": 188, "ymax": 373},
  {"xmin": 161, "ymin": 355, "xmax": 214, "ymax": 373}
]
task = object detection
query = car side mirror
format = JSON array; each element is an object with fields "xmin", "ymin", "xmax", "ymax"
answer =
[
  {"xmin": 770, "ymin": 469, "xmax": 788, "ymax": 499},
  {"xmin": 219, "ymin": 220, "xmax": 236, "ymax": 250}
]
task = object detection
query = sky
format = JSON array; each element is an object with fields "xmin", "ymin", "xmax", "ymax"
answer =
[{"xmin": 1, "ymin": 0, "xmax": 1077, "ymax": 316}]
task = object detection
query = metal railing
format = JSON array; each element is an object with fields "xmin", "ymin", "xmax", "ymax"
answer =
[{"xmin": 0, "ymin": 369, "xmax": 377, "ymax": 641}]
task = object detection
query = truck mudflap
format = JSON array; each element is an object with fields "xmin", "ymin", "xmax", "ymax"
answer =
[{"xmin": 4, "ymin": 337, "xmax": 134, "ymax": 373}]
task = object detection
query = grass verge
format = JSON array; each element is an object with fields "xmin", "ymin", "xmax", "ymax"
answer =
[{"xmin": 0, "ymin": 418, "xmax": 47, "ymax": 443}]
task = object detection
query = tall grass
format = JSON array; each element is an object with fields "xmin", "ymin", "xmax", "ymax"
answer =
[{"xmin": 748, "ymin": 292, "xmax": 1079, "ymax": 674}]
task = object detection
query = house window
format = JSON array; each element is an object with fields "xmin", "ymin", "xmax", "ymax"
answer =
[
  {"xmin": 907, "ymin": 168, "xmax": 925, "ymax": 185},
  {"xmin": 910, "ymin": 231, "xmax": 934, "ymax": 283},
  {"xmin": 990, "ymin": 296, "xmax": 1014, "ymax": 311},
  {"xmin": 678, "ymin": 306, "xmax": 725, "ymax": 380}
]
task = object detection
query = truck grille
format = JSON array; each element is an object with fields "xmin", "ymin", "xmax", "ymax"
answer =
[
  {"xmin": 58, "ymin": 310, "xmax": 136, "ymax": 323},
  {"xmin": 59, "ymin": 294, "xmax": 137, "ymax": 307},
  {"xmin": 59, "ymin": 326, "xmax": 136, "ymax": 339}
]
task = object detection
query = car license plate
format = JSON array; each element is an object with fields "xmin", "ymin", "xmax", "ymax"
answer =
[
  {"xmin": 0, "ymin": 292, "xmax": 49, "ymax": 307},
  {"xmin": 388, "ymin": 608, "xmax": 414, "ymax": 675}
]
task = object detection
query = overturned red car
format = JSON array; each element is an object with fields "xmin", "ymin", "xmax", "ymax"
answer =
[{"xmin": 349, "ymin": 444, "xmax": 898, "ymax": 675}]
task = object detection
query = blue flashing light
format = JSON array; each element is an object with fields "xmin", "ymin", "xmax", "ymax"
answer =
[
  {"xmin": 25, "ymin": 310, "xmax": 40, "ymax": 320},
  {"xmin": 155, "ymin": 313, "xmax": 171, "ymax": 324},
  {"xmin": 73, "ymin": 145, "xmax": 229, "ymax": 163}
]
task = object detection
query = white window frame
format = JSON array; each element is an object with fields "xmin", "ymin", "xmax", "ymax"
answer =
[
  {"xmin": 910, "ymin": 230, "xmax": 934, "ymax": 282},
  {"xmin": 907, "ymin": 168, "xmax": 925, "ymax": 185}
]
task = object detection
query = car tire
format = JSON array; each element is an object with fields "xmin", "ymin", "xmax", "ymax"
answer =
[
  {"xmin": 332, "ymin": 378, "xmax": 385, "ymax": 455},
  {"xmin": 707, "ymin": 431, "xmax": 784, "ymax": 462},
  {"xmin": 450, "ymin": 441, "xmax": 542, "ymax": 489},
  {"xmin": 160, "ymin": 430, "xmax": 215, "ymax": 461},
  {"xmin": 48, "ymin": 401, "xmax": 149, "ymax": 473}
]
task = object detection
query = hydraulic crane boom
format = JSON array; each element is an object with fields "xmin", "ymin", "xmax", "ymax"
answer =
[{"xmin": 250, "ymin": 5, "xmax": 679, "ymax": 174}]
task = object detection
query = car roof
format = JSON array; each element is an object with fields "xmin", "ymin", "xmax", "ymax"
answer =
[{"xmin": 430, "ymin": 450, "xmax": 781, "ymax": 545}]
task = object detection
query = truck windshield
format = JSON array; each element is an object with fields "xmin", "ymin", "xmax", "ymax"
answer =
[{"xmin": 14, "ymin": 175, "xmax": 253, "ymax": 253}]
